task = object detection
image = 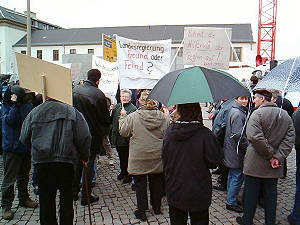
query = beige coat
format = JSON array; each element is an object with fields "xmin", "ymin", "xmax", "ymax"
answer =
[
  {"xmin": 243, "ymin": 102, "xmax": 295, "ymax": 178},
  {"xmin": 119, "ymin": 109, "xmax": 169, "ymax": 175}
]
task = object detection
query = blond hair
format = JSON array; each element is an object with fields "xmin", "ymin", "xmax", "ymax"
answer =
[{"xmin": 139, "ymin": 90, "xmax": 158, "ymax": 109}]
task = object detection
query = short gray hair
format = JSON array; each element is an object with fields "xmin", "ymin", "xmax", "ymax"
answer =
[{"xmin": 120, "ymin": 89, "xmax": 132, "ymax": 98}]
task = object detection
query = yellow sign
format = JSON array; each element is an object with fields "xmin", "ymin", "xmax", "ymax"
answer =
[
  {"xmin": 15, "ymin": 53, "xmax": 73, "ymax": 105},
  {"xmin": 103, "ymin": 34, "xmax": 117, "ymax": 62}
]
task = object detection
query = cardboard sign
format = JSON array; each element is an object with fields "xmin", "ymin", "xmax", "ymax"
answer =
[
  {"xmin": 116, "ymin": 35, "xmax": 171, "ymax": 89},
  {"xmin": 92, "ymin": 56, "xmax": 119, "ymax": 99},
  {"xmin": 183, "ymin": 27, "xmax": 232, "ymax": 70},
  {"xmin": 103, "ymin": 34, "xmax": 117, "ymax": 62},
  {"xmin": 15, "ymin": 53, "xmax": 72, "ymax": 105}
]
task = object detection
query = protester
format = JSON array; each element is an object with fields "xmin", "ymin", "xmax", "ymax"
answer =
[
  {"xmin": 72, "ymin": 69, "xmax": 111, "ymax": 206},
  {"xmin": 249, "ymin": 75, "xmax": 258, "ymax": 90},
  {"xmin": 20, "ymin": 98, "xmax": 91, "ymax": 225},
  {"xmin": 223, "ymin": 96, "xmax": 249, "ymax": 213},
  {"xmin": 210, "ymin": 98, "xmax": 234, "ymax": 191},
  {"xmin": 104, "ymin": 96, "xmax": 114, "ymax": 165},
  {"xmin": 236, "ymin": 89, "xmax": 295, "ymax": 225},
  {"xmin": 111, "ymin": 89, "xmax": 137, "ymax": 183},
  {"xmin": 288, "ymin": 107, "xmax": 300, "ymax": 225},
  {"xmin": 270, "ymin": 89, "xmax": 294, "ymax": 117},
  {"xmin": 1, "ymin": 86, "xmax": 38, "ymax": 220},
  {"xmin": 119, "ymin": 90, "xmax": 169, "ymax": 221},
  {"xmin": 162, "ymin": 103, "xmax": 223, "ymax": 225},
  {"xmin": 271, "ymin": 89, "xmax": 294, "ymax": 179}
]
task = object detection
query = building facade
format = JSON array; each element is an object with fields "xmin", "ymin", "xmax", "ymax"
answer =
[
  {"xmin": 12, "ymin": 24, "xmax": 256, "ymax": 81},
  {"xmin": 0, "ymin": 6, "xmax": 61, "ymax": 75}
]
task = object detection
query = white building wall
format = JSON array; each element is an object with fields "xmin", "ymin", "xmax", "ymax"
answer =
[
  {"xmin": 0, "ymin": 26, "xmax": 26, "ymax": 74},
  {"xmin": 14, "ymin": 44, "xmax": 102, "ymax": 66},
  {"xmin": 13, "ymin": 42, "xmax": 256, "ymax": 81}
]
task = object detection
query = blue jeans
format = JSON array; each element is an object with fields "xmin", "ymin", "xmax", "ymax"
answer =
[
  {"xmin": 290, "ymin": 148, "xmax": 300, "ymax": 225},
  {"xmin": 243, "ymin": 175, "xmax": 278, "ymax": 225},
  {"xmin": 226, "ymin": 168, "xmax": 244, "ymax": 206}
]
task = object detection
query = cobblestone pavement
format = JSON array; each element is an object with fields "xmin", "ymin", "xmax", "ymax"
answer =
[{"xmin": 0, "ymin": 115, "xmax": 297, "ymax": 224}]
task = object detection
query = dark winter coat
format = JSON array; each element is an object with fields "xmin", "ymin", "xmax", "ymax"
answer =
[
  {"xmin": 275, "ymin": 96, "xmax": 294, "ymax": 118},
  {"xmin": 73, "ymin": 80, "xmax": 111, "ymax": 154},
  {"xmin": 2, "ymin": 103, "xmax": 33, "ymax": 154},
  {"xmin": 111, "ymin": 102, "xmax": 137, "ymax": 147},
  {"xmin": 20, "ymin": 100, "xmax": 91, "ymax": 165},
  {"xmin": 293, "ymin": 107, "xmax": 300, "ymax": 149},
  {"xmin": 223, "ymin": 101, "xmax": 248, "ymax": 169},
  {"xmin": 162, "ymin": 121, "xmax": 223, "ymax": 211}
]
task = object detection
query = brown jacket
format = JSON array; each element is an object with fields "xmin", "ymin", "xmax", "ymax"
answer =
[
  {"xmin": 119, "ymin": 108, "xmax": 169, "ymax": 175},
  {"xmin": 243, "ymin": 102, "xmax": 295, "ymax": 178}
]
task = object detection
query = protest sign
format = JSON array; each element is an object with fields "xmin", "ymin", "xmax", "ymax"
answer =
[
  {"xmin": 103, "ymin": 34, "xmax": 117, "ymax": 62},
  {"xmin": 183, "ymin": 27, "xmax": 232, "ymax": 70},
  {"xmin": 15, "ymin": 53, "xmax": 72, "ymax": 105},
  {"xmin": 116, "ymin": 35, "xmax": 171, "ymax": 89},
  {"xmin": 92, "ymin": 56, "xmax": 119, "ymax": 100}
]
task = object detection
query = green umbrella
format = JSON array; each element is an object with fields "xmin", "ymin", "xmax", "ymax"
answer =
[{"xmin": 148, "ymin": 66, "xmax": 250, "ymax": 106}]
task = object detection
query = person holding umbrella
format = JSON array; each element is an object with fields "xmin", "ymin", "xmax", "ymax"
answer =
[{"xmin": 162, "ymin": 103, "xmax": 223, "ymax": 225}]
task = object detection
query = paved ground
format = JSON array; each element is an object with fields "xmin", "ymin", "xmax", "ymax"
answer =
[{"xmin": 0, "ymin": 110, "xmax": 297, "ymax": 224}]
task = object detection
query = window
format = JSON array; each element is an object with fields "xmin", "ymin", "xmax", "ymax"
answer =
[
  {"xmin": 53, "ymin": 50, "xmax": 59, "ymax": 61},
  {"xmin": 230, "ymin": 47, "xmax": 242, "ymax": 62},
  {"xmin": 70, "ymin": 49, "xmax": 76, "ymax": 54},
  {"xmin": 88, "ymin": 49, "xmax": 94, "ymax": 54},
  {"xmin": 37, "ymin": 50, "xmax": 42, "ymax": 59},
  {"xmin": 21, "ymin": 50, "xmax": 26, "ymax": 54}
]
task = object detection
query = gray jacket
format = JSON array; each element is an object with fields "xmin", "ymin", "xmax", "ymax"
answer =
[
  {"xmin": 243, "ymin": 102, "xmax": 295, "ymax": 178},
  {"xmin": 212, "ymin": 99, "xmax": 234, "ymax": 134},
  {"xmin": 223, "ymin": 101, "xmax": 248, "ymax": 168},
  {"xmin": 20, "ymin": 100, "xmax": 91, "ymax": 165}
]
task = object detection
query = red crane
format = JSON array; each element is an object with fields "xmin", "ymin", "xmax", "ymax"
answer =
[{"xmin": 256, "ymin": 0, "xmax": 278, "ymax": 66}]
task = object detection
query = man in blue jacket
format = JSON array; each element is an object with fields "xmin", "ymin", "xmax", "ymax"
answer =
[{"xmin": 1, "ymin": 85, "xmax": 38, "ymax": 220}]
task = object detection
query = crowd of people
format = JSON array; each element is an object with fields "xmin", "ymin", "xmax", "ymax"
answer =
[{"xmin": 0, "ymin": 70, "xmax": 299, "ymax": 225}]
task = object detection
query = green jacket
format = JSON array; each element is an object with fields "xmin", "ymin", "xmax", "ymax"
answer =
[{"xmin": 111, "ymin": 102, "xmax": 137, "ymax": 147}]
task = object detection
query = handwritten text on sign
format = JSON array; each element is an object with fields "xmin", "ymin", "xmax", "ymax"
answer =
[
  {"xmin": 92, "ymin": 56, "xmax": 119, "ymax": 98},
  {"xmin": 116, "ymin": 36, "xmax": 171, "ymax": 80},
  {"xmin": 183, "ymin": 27, "xmax": 232, "ymax": 70}
]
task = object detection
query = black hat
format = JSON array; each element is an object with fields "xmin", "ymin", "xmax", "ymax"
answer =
[
  {"xmin": 253, "ymin": 89, "xmax": 272, "ymax": 99},
  {"xmin": 10, "ymin": 85, "xmax": 25, "ymax": 98}
]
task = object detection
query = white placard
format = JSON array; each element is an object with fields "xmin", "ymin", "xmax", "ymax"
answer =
[
  {"xmin": 183, "ymin": 27, "xmax": 232, "ymax": 70},
  {"xmin": 116, "ymin": 35, "xmax": 171, "ymax": 88},
  {"xmin": 92, "ymin": 56, "xmax": 119, "ymax": 98}
]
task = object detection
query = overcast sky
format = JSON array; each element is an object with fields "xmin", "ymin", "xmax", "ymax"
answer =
[{"xmin": 1, "ymin": 0, "xmax": 299, "ymax": 60}]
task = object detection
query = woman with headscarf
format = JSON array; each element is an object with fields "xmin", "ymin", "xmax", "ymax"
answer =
[
  {"xmin": 119, "ymin": 90, "xmax": 169, "ymax": 221},
  {"xmin": 162, "ymin": 103, "xmax": 223, "ymax": 225}
]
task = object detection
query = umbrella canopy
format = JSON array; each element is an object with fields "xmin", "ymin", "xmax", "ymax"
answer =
[
  {"xmin": 148, "ymin": 66, "xmax": 250, "ymax": 106},
  {"xmin": 254, "ymin": 57, "xmax": 300, "ymax": 92}
]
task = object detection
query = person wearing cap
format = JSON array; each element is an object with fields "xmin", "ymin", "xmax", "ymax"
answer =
[
  {"xmin": 1, "ymin": 85, "xmax": 37, "ymax": 220},
  {"xmin": 236, "ymin": 89, "xmax": 295, "ymax": 225},
  {"xmin": 119, "ymin": 90, "xmax": 169, "ymax": 222}
]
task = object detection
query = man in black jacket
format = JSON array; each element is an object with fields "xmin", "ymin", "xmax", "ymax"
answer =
[
  {"xmin": 20, "ymin": 99, "xmax": 91, "ymax": 225},
  {"xmin": 72, "ymin": 69, "xmax": 111, "ymax": 205}
]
